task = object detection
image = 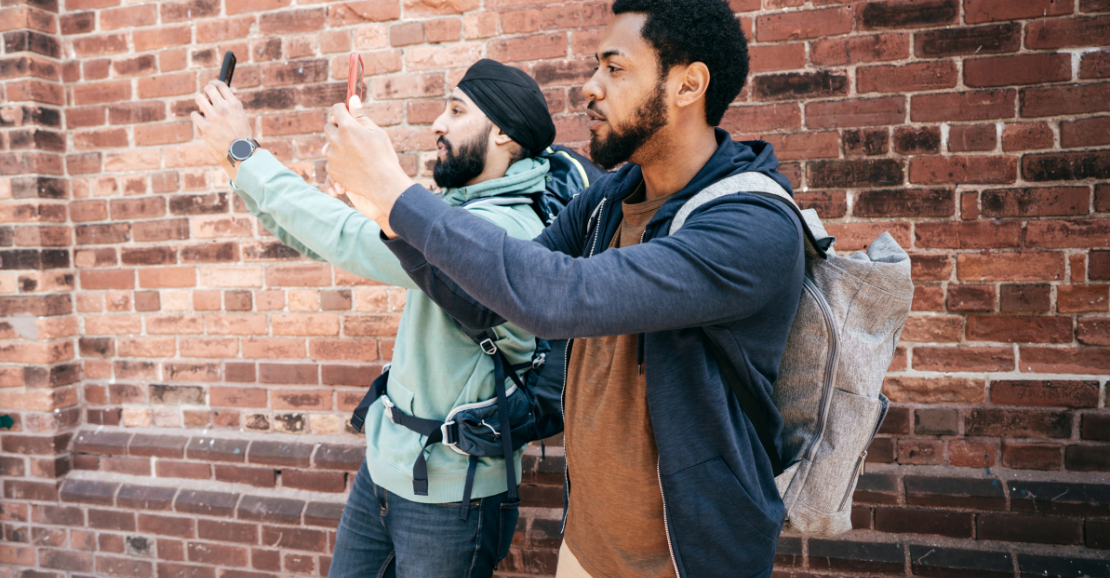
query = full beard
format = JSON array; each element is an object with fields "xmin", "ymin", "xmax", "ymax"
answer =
[
  {"xmin": 433, "ymin": 131, "xmax": 490, "ymax": 189},
  {"xmin": 588, "ymin": 82, "xmax": 669, "ymax": 170}
]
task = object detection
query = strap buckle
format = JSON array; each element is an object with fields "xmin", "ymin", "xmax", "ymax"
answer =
[
  {"xmin": 381, "ymin": 395, "xmax": 396, "ymax": 423},
  {"xmin": 478, "ymin": 338, "xmax": 497, "ymax": 355},
  {"xmin": 532, "ymin": 352, "xmax": 546, "ymax": 370},
  {"xmin": 440, "ymin": 421, "xmax": 458, "ymax": 445}
]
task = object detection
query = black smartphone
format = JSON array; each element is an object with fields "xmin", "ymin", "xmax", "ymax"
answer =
[{"xmin": 219, "ymin": 51, "xmax": 236, "ymax": 87}]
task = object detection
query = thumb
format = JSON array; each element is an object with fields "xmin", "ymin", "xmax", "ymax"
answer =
[{"xmin": 348, "ymin": 96, "xmax": 379, "ymax": 129}]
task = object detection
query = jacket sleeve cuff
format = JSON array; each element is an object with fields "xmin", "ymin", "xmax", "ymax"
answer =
[
  {"xmin": 388, "ymin": 183, "xmax": 452, "ymax": 250},
  {"xmin": 231, "ymin": 149, "xmax": 287, "ymax": 200}
]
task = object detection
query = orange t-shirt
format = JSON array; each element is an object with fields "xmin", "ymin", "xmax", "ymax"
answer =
[{"xmin": 563, "ymin": 183, "xmax": 678, "ymax": 578}]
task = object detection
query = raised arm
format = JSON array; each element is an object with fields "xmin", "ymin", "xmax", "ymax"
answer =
[{"xmin": 387, "ymin": 185, "xmax": 803, "ymax": 339}]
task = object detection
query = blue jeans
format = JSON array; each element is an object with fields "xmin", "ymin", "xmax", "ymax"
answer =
[{"xmin": 328, "ymin": 460, "xmax": 520, "ymax": 578}]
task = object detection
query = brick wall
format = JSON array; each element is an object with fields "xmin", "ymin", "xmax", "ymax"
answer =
[{"xmin": 0, "ymin": 0, "xmax": 1107, "ymax": 576}]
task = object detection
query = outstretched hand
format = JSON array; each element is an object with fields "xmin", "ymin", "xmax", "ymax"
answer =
[
  {"xmin": 190, "ymin": 80, "xmax": 254, "ymax": 181},
  {"xmin": 324, "ymin": 97, "xmax": 413, "ymax": 238}
]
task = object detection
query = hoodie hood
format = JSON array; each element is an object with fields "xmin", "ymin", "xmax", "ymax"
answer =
[
  {"xmin": 439, "ymin": 156, "xmax": 550, "ymax": 207},
  {"xmin": 590, "ymin": 128, "xmax": 792, "ymax": 242}
]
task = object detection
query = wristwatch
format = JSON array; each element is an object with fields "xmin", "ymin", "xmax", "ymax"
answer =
[{"xmin": 227, "ymin": 138, "xmax": 260, "ymax": 167}]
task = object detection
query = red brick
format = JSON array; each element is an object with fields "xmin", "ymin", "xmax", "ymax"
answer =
[
  {"xmin": 998, "ymin": 283, "xmax": 1051, "ymax": 312},
  {"xmin": 154, "ymin": 460, "xmax": 210, "ymax": 480},
  {"xmin": 965, "ymin": 0, "xmax": 1074, "ymax": 23},
  {"xmin": 883, "ymin": 376, "xmax": 986, "ymax": 403},
  {"xmin": 898, "ymin": 440, "xmax": 944, "ymax": 465},
  {"xmin": 271, "ymin": 389, "xmax": 330, "ymax": 410},
  {"xmin": 918, "ymin": 287, "xmax": 943, "ymax": 311},
  {"xmin": 132, "ymin": 25, "xmax": 191, "ymax": 52},
  {"xmin": 966, "ymin": 316, "xmax": 1073, "ymax": 343},
  {"xmin": 1061, "ymin": 116, "xmax": 1110, "ymax": 148},
  {"xmin": 901, "ymin": 316, "xmax": 962, "ymax": 342},
  {"xmin": 948, "ymin": 124, "xmax": 997, "ymax": 152},
  {"xmin": 748, "ymin": 43, "xmax": 806, "ymax": 73},
  {"xmin": 1027, "ymin": 220, "xmax": 1110, "ymax": 249},
  {"xmin": 916, "ymin": 221, "xmax": 1020, "ymax": 249},
  {"xmin": 389, "ymin": 21, "xmax": 423, "ymax": 46},
  {"xmin": 760, "ymin": 132, "xmax": 838, "ymax": 161},
  {"xmin": 137, "ymin": 72, "xmax": 195, "ymax": 99},
  {"xmin": 1019, "ymin": 347, "xmax": 1110, "ymax": 375},
  {"xmin": 80, "ymin": 269, "xmax": 134, "ymax": 290},
  {"xmin": 911, "ymin": 89, "xmax": 1015, "ymax": 122},
  {"xmin": 1003, "ymin": 442, "xmax": 1062, "ymax": 470},
  {"xmin": 806, "ymin": 97, "xmax": 905, "ymax": 129},
  {"xmin": 1058, "ymin": 285, "xmax": 1110, "ymax": 313},
  {"xmin": 755, "ymin": 7, "xmax": 852, "ymax": 42},
  {"xmin": 1077, "ymin": 317, "xmax": 1110, "ymax": 345},
  {"xmin": 187, "ymin": 542, "xmax": 248, "ymax": 567},
  {"xmin": 1080, "ymin": 49, "xmax": 1110, "ymax": 79},
  {"xmin": 1021, "ymin": 83, "xmax": 1110, "ymax": 118},
  {"xmin": 720, "ymin": 103, "xmax": 801, "ymax": 134},
  {"xmin": 1026, "ymin": 14, "xmax": 1110, "ymax": 49},
  {"xmin": 949, "ymin": 440, "xmax": 996, "ymax": 468},
  {"xmin": 858, "ymin": 61, "xmax": 957, "ymax": 94},
  {"xmin": 912, "ymin": 155, "xmax": 1017, "ymax": 185},
  {"xmin": 981, "ymin": 187, "xmax": 1089, "ymax": 217},
  {"xmin": 913, "ymin": 346, "xmax": 1014, "ymax": 372},
  {"xmin": 281, "ymin": 470, "xmax": 346, "ymax": 493},
  {"xmin": 138, "ymin": 514, "xmax": 195, "ymax": 538},
  {"xmin": 327, "ymin": 0, "xmax": 400, "ymax": 24},
  {"xmin": 812, "ymin": 33, "xmax": 908, "ymax": 66},
  {"xmin": 965, "ymin": 53, "xmax": 1071, "ymax": 88},
  {"xmin": 259, "ymin": 8, "xmax": 325, "ymax": 34},
  {"xmin": 1002, "ymin": 122, "xmax": 1054, "ymax": 151},
  {"xmin": 995, "ymin": 379, "xmax": 1098, "ymax": 410},
  {"xmin": 486, "ymin": 32, "xmax": 567, "ymax": 63}
]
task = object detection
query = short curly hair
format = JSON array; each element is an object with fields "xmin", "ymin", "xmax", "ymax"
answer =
[{"xmin": 612, "ymin": 0, "xmax": 749, "ymax": 127}]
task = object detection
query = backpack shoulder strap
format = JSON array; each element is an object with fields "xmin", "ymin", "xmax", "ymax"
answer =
[
  {"xmin": 705, "ymin": 335, "xmax": 785, "ymax": 477},
  {"xmin": 461, "ymin": 196, "xmax": 534, "ymax": 209},
  {"xmin": 669, "ymin": 172, "xmax": 830, "ymax": 259}
]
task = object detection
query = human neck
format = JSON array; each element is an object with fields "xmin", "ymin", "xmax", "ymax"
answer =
[{"xmin": 638, "ymin": 123, "xmax": 719, "ymax": 202}]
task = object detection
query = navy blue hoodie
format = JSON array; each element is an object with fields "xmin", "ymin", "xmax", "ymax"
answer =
[{"xmin": 385, "ymin": 130, "xmax": 804, "ymax": 578}]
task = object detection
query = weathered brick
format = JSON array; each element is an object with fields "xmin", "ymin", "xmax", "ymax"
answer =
[
  {"xmin": 967, "ymin": 409, "xmax": 1073, "ymax": 438},
  {"xmin": 1003, "ymin": 442, "xmax": 1062, "ymax": 471},
  {"xmin": 237, "ymin": 496, "xmax": 304, "ymax": 525},
  {"xmin": 1021, "ymin": 83, "xmax": 1110, "ymax": 118},
  {"xmin": 908, "ymin": 545, "xmax": 1013, "ymax": 578},
  {"xmin": 807, "ymin": 539, "xmax": 903, "ymax": 575}
]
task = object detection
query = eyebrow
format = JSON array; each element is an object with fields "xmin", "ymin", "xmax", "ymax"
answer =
[
  {"xmin": 595, "ymin": 50, "xmax": 624, "ymax": 62},
  {"xmin": 448, "ymin": 96, "xmax": 466, "ymax": 104}
]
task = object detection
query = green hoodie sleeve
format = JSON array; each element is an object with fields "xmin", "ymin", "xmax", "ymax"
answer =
[{"xmin": 232, "ymin": 149, "xmax": 420, "ymax": 289}]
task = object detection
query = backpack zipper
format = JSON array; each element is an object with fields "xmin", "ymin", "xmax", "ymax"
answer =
[{"xmin": 800, "ymin": 277, "xmax": 840, "ymax": 466}]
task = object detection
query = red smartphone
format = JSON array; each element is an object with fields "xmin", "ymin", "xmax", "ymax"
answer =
[
  {"xmin": 346, "ymin": 53, "xmax": 364, "ymax": 109},
  {"xmin": 219, "ymin": 51, "xmax": 236, "ymax": 87}
]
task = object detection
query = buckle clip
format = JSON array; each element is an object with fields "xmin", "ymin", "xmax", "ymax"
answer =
[
  {"xmin": 532, "ymin": 352, "xmax": 546, "ymax": 370},
  {"xmin": 440, "ymin": 421, "xmax": 458, "ymax": 445},
  {"xmin": 479, "ymin": 338, "xmax": 497, "ymax": 355},
  {"xmin": 381, "ymin": 396, "xmax": 396, "ymax": 423}
]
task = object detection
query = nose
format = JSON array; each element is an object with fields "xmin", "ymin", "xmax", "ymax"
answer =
[
  {"xmin": 432, "ymin": 107, "xmax": 450, "ymax": 136},
  {"xmin": 582, "ymin": 69, "xmax": 603, "ymax": 105}
]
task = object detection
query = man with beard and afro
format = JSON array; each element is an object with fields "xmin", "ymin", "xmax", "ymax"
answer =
[
  {"xmin": 322, "ymin": 0, "xmax": 807, "ymax": 576},
  {"xmin": 191, "ymin": 59, "xmax": 564, "ymax": 578}
]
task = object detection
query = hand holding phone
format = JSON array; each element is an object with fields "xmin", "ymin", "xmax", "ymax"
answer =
[
  {"xmin": 219, "ymin": 51, "xmax": 236, "ymax": 87},
  {"xmin": 346, "ymin": 53, "xmax": 364, "ymax": 110}
]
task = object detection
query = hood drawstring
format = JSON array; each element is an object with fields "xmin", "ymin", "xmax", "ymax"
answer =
[{"xmin": 637, "ymin": 333, "xmax": 645, "ymax": 376}]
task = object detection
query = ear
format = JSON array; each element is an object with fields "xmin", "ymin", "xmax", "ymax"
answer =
[
  {"xmin": 490, "ymin": 125, "xmax": 514, "ymax": 147},
  {"xmin": 674, "ymin": 61, "xmax": 710, "ymax": 111}
]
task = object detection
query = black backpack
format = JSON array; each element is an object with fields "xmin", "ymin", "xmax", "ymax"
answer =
[{"xmin": 350, "ymin": 145, "xmax": 603, "ymax": 518}]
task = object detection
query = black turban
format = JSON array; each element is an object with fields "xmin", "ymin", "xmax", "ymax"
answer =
[{"xmin": 457, "ymin": 59, "xmax": 556, "ymax": 157}]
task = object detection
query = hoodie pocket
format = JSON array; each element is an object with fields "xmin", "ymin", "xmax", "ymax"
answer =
[{"xmin": 662, "ymin": 457, "xmax": 781, "ymax": 577}]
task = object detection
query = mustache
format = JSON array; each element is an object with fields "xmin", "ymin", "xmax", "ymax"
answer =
[{"xmin": 437, "ymin": 135, "xmax": 453, "ymax": 152}]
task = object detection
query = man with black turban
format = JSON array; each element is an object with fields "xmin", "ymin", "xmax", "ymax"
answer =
[{"xmin": 191, "ymin": 59, "xmax": 565, "ymax": 578}]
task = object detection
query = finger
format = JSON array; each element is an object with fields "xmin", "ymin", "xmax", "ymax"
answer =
[
  {"xmin": 211, "ymin": 80, "xmax": 235, "ymax": 102},
  {"xmin": 194, "ymin": 94, "xmax": 215, "ymax": 117},
  {"xmin": 322, "ymin": 142, "xmax": 329, "ymax": 156},
  {"xmin": 331, "ymin": 103, "xmax": 351, "ymax": 126},
  {"xmin": 203, "ymin": 84, "xmax": 223, "ymax": 106},
  {"xmin": 323, "ymin": 121, "xmax": 339, "ymax": 146},
  {"xmin": 190, "ymin": 111, "xmax": 208, "ymax": 128}
]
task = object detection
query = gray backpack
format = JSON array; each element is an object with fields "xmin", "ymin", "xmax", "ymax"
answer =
[{"xmin": 671, "ymin": 172, "xmax": 913, "ymax": 536}]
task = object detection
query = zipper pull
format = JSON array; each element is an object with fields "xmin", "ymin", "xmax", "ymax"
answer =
[{"xmin": 860, "ymin": 451, "xmax": 868, "ymax": 476}]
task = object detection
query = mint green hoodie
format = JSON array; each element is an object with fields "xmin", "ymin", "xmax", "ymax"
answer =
[{"xmin": 233, "ymin": 149, "xmax": 546, "ymax": 503}]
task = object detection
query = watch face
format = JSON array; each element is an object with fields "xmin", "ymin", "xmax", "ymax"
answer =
[{"xmin": 231, "ymin": 140, "xmax": 254, "ymax": 160}]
